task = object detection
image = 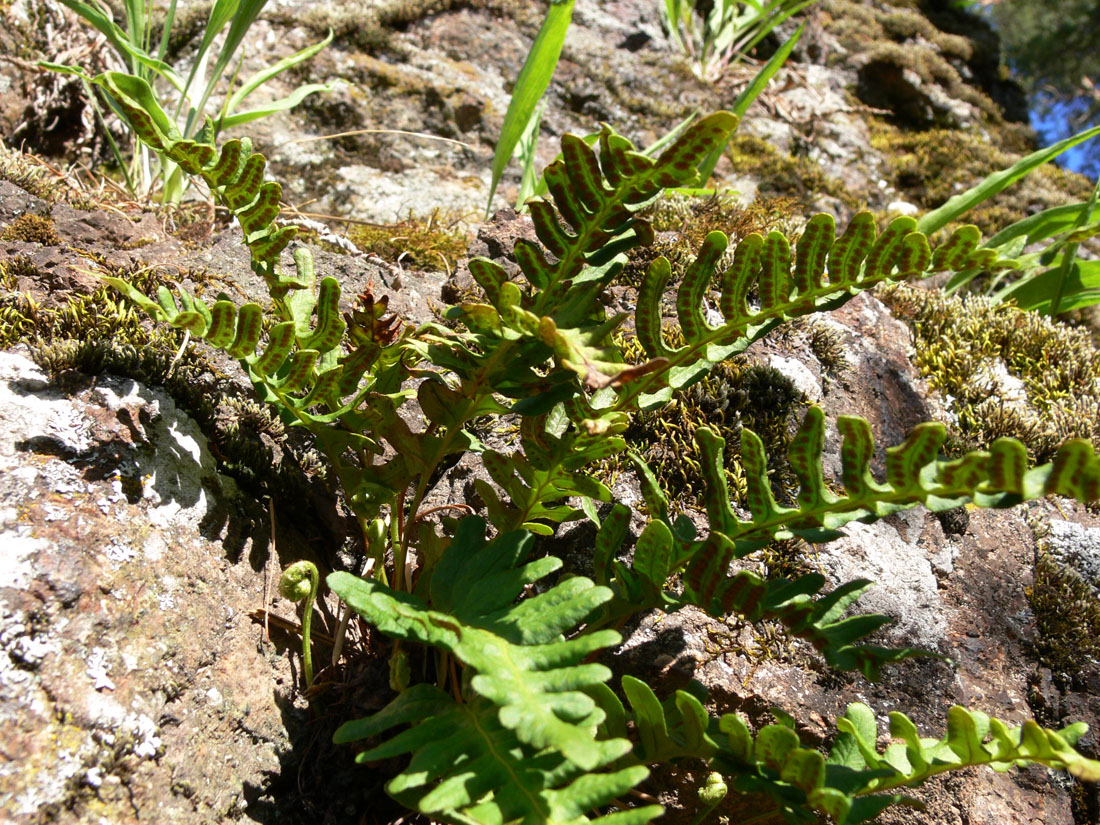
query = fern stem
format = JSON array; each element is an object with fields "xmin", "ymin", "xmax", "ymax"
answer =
[{"xmin": 392, "ymin": 497, "xmax": 407, "ymax": 591}]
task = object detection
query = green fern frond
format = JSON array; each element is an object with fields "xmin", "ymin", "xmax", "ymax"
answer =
[
  {"xmin": 830, "ymin": 702, "xmax": 1100, "ymax": 788},
  {"xmin": 439, "ymin": 114, "xmax": 739, "ymax": 396},
  {"xmin": 335, "ymin": 685, "xmax": 646, "ymax": 825},
  {"xmin": 625, "ymin": 217, "xmax": 1014, "ymax": 409},
  {"xmin": 586, "ymin": 676, "xmax": 718, "ymax": 765},
  {"xmin": 476, "ymin": 412, "xmax": 625, "ymax": 535},
  {"xmin": 597, "ymin": 512, "xmax": 917, "ymax": 678},
  {"xmin": 597, "ymin": 407, "xmax": 1098, "ymax": 676},
  {"xmin": 590, "ymin": 677, "xmax": 1099, "ymax": 825},
  {"xmin": 331, "ymin": 519, "xmax": 664, "ymax": 825},
  {"xmin": 100, "ymin": 267, "xmax": 374, "ymax": 417},
  {"xmin": 331, "ymin": 519, "xmax": 621, "ymax": 767},
  {"xmin": 89, "ymin": 72, "xmax": 303, "ymax": 293},
  {"xmin": 697, "ymin": 405, "xmax": 1099, "ymax": 545},
  {"xmin": 89, "ymin": 72, "xmax": 426, "ymax": 428},
  {"xmin": 335, "ymin": 685, "xmax": 660, "ymax": 825},
  {"xmin": 719, "ymin": 701, "xmax": 1100, "ymax": 825}
]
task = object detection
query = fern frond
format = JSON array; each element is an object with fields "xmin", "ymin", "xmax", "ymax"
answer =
[
  {"xmin": 587, "ymin": 676, "xmax": 718, "ymax": 765},
  {"xmin": 476, "ymin": 413, "xmax": 625, "ymax": 535},
  {"xmin": 521, "ymin": 113, "xmax": 739, "ymax": 295},
  {"xmin": 597, "ymin": 408, "xmax": 1098, "ymax": 676},
  {"xmin": 331, "ymin": 519, "xmax": 620, "ymax": 767},
  {"xmin": 593, "ymin": 679, "xmax": 1099, "ymax": 825},
  {"xmin": 599, "ymin": 515, "xmax": 917, "ymax": 678},
  {"xmin": 100, "ymin": 269, "xmax": 374, "ymax": 417},
  {"xmin": 336, "ymin": 686, "xmax": 660, "ymax": 825},
  {"xmin": 697, "ymin": 406, "xmax": 1099, "ymax": 545},
  {"xmin": 625, "ymin": 217, "xmax": 1015, "ymax": 408},
  {"xmin": 830, "ymin": 702, "xmax": 1100, "ymax": 789},
  {"xmin": 89, "ymin": 72, "xmax": 305, "ymax": 293},
  {"xmin": 438, "ymin": 114, "xmax": 739, "ymax": 396},
  {"xmin": 331, "ymin": 519, "xmax": 664, "ymax": 825}
]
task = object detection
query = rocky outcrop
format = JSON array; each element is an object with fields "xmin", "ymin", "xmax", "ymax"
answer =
[
  {"xmin": 3, "ymin": 0, "xmax": 1100, "ymax": 823},
  {"xmin": 0, "ymin": 349, "xmax": 292, "ymax": 822}
]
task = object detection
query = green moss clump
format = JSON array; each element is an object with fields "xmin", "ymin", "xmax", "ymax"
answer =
[
  {"xmin": 725, "ymin": 135, "xmax": 856, "ymax": 209},
  {"xmin": 1, "ymin": 214, "xmax": 62, "ymax": 245},
  {"xmin": 617, "ymin": 328, "xmax": 806, "ymax": 510},
  {"xmin": 348, "ymin": 210, "xmax": 470, "ymax": 273},
  {"xmin": 624, "ymin": 193, "xmax": 798, "ymax": 287},
  {"xmin": 0, "ymin": 144, "xmax": 97, "ymax": 210},
  {"xmin": 295, "ymin": 0, "xmax": 529, "ymax": 54},
  {"xmin": 0, "ymin": 259, "xmax": 327, "ymax": 504},
  {"xmin": 870, "ymin": 122, "xmax": 1092, "ymax": 235},
  {"xmin": 1028, "ymin": 548, "xmax": 1100, "ymax": 686},
  {"xmin": 776, "ymin": 316, "xmax": 850, "ymax": 380},
  {"xmin": 820, "ymin": 0, "xmax": 1002, "ymax": 123},
  {"xmin": 881, "ymin": 283, "xmax": 1100, "ymax": 462}
]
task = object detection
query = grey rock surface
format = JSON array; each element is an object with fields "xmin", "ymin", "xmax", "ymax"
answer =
[
  {"xmin": 1047, "ymin": 519, "xmax": 1100, "ymax": 594},
  {"xmin": 0, "ymin": 350, "xmax": 302, "ymax": 823}
]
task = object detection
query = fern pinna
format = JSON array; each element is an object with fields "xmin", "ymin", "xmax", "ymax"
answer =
[{"xmin": 91, "ymin": 72, "xmax": 1100, "ymax": 825}]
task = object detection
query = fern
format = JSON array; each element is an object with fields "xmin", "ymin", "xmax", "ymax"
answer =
[
  {"xmin": 595, "ymin": 406, "xmax": 1100, "ymax": 677},
  {"xmin": 335, "ymin": 686, "xmax": 658, "ymax": 825},
  {"xmin": 88, "ymin": 76, "xmax": 1100, "ymax": 825},
  {"xmin": 719, "ymin": 701, "xmax": 1100, "ymax": 825},
  {"xmin": 620, "ymin": 214, "xmax": 1014, "ymax": 409},
  {"xmin": 86, "ymin": 72, "xmax": 297, "ymax": 288},
  {"xmin": 698, "ymin": 405, "xmax": 1100, "ymax": 542},
  {"xmin": 476, "ymin": 411, "xmax": 625, "ymax": 535},
  {"xmin": 588, "ymin": 679, "xmax": 1100, "ymax": 825},
  {"xmin": 330, "ymin": 518, "xmax": 663, "ymax": 825}
]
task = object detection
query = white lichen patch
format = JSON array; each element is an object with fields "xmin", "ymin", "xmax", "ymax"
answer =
[
  {"xmin": 767, "ymin": 354, "xmax": 823, "ymax": 403},
  {"xmin": 1046, "ymin": 520, "xmax": 1100, "ymax": 595},
  {"xmin": 86, "ymin": 648, "xmax": 116, "ymax": 692},
  {"xmin": 0, "ymin": 531, "xmax": 46, "ymax": 591},
  {"xmin": 973, "ymin": 358, "xmax": 1029, "ymax": 407},
  {"xmin": 814, "ymin": 519, "xmax": 947, "ymax": 648},
  {"xmin": 0, "ymin": 352, "xmax": 92, "ymax": 458}
]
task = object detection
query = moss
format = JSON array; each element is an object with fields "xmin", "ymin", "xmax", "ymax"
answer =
[
  {"xmin": 870, "ymin": 121, "xmax": 1093, "ymax": 236},
  {"xmin": 295, "ymin": 0, "xmax": 528, "ymax": 54},
  {"xmin": 822, "ymin": 0, "xmax": 978, "ymax": 75},
  {"xmin": 0, "ymin": 214, "xmax": 62, "ymax": 245},
  {"xmin": 1028, "ymin": 546, "xmax": 1100, "ymax": 687},
  {"xmin": 0, "ymin": 144, "xmax": 97, "ymax": 209},
  {"xmin": 878, "ymin": 10, "xmax": 972, "ymax": 61},
  {"xmin": 623, "ymin": 193, "xmax": 799, "ymax": 287},
  {"xmin": 348, "ymin": 209, "xmax": 471, "ymax": 273},
  {"xmin": 725, "ymin": 135, "xmax": 857, "ymax": 210},
  {"xmin": 880, "ymin": 283, "xmax": 1100, "ymax": 462},
  {"xmin": 0, "ymin": 259, "xmax": 328, "ymax": 506},
  {"xmin": 616, "ymin": 328, "xmax": 806, "ymax": 510},
  {"xmin": 0, "ymin": 254, "xmax": 45, "ymax": 286},
  {"xmin": 777, "ymin": 316, "xmax": 849, "ymax": 380}
]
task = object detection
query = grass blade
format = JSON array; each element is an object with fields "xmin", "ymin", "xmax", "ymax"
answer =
[
  {"xmin": 984, "ymin": 201, "xmax": 1100, "ymax": 250},
  {"xmin": 486, "ymin": 0, "xmax": 576, "ymax": 216},
  {"xmin": 220, "ymin": 83, "xmax": 333, "ymax": 130},
  {"xmin": 224, "ymin": 30, "xmax": 333, "ymax": 118},
  {"xmin": 695, "ymin": 22, "xmax": 803, "ymax": 183},
  {"xmin": 995, "ymin": 260, "xmax": 1100, "ymax": 314},
  {"xmin": 514, "ymin": 100, "xmax": 546, "ymax": 208}
]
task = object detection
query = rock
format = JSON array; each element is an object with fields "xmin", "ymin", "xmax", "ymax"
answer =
[
  {"xmin": 1046, "ymin": 520, "xmax": 1100, "ymax": 594},
  {"xmin": 0, "ymin": 349, "xmax": 302, "ymax": 823},
  {"xmin": 887, "ymin": 199, "xmax": 920, "ymax": 216},
  {"xmin": 3, "ymin": 0, "xmax": 1098, "ymax": 822}
]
